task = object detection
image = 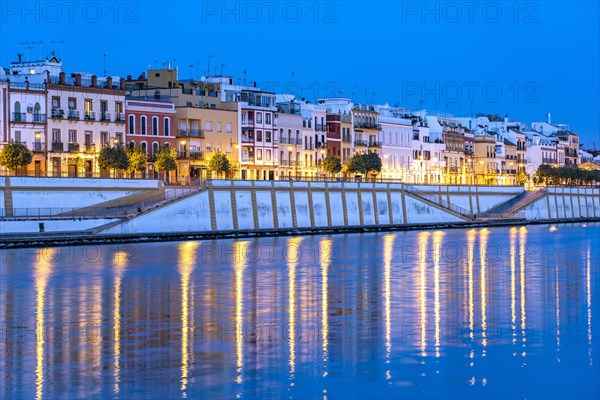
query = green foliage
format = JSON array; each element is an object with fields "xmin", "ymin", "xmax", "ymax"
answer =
[
  {"xmin": 319, "ymin": 154, "xmax": 342, "ymax": 175},
  {"xmin": 0, "ymin": 143, "xmax": 33, "ymax": 173},
  {"xmin": 517, "ymin": 171, "xmax": 528, "ymax": 185},
  {"xmin": 208, "ymin": 153, "xmax": 230, "ymax": 177},
  {"xmin": 126, "ymin": 147, "xmax": 148, "ymax": 173},
  {"xmin": 346, "ymin": 152, "xmax": 382, "ymax": 176},
  {"xmin": 98, "ymin": 144, "xmax": 129, "ymax": 171},
  {"xmin": 535, "ymin": 164, "xmax": 600, "ymax": 185},
  {"xmin": 154, "ymin": 145, "xmax": 177, "ymax": 173}
]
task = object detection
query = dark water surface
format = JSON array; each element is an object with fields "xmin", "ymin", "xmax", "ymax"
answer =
[{"xmin": 1, "ymin": 223, "xmax": 598, "ymax": 399}]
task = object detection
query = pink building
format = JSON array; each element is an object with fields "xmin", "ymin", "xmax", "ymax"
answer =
[{"xmin": 125, "ymin": 97, "xmax": 176, "ymax": 178}]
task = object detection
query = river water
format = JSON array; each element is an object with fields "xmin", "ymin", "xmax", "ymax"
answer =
[{"xmin": 1, "ymin": 223, "xmax": 598, "ymax": 399}]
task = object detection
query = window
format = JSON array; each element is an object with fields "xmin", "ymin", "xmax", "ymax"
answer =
[
  {"xmin": 128, "ymin": 115, "xmax": 135, "ymax": 134},
  {"xmin": 152, "ymin": 117, "xmax": 158, "ymax": 135},
  {"xmin": 52, "ymin": 97, "xmax": 60, "ymax": 109},
  {"xmin": 116, "ymin": 133, "xmax": 123, "ymax": 144},
  {"xmin": 115, "ymin": 102, "xmax": 123, "ymax": 114},
  {"xmin": 206, "ymin": 121, "xmax": 212, "ymax": 131},
  {"xmin": 216, "ymin": 122, "xmax": 222, "ymax": 132},
  {"xmin": 101, "ymin": 132, "xmax": 108, "ymax": 146},
  {"xmin": 84, "ymin": 99, "xmax": 93, "ymax": 115},
  {"xmin": 141, "ymin": 116, "xmax": 147, "ymax": 135},
  {"xmin": 141, "ymin": 142, "xmax": 147, "ymax": 154},
  {"xmin": 14, "ymin": 131, "xmax": 21, "ymax": 142},
  {"xmin": 85, "ymin": 132, "xmax": 92, "ymax": 145},
  {"xmin": 69, "ymin": 130, "xmax": 77, "ymax": 143},
  {"xmin": 266, "ymin": 131, "xmax": 271, "ymax": 143},
  {"xmin": 164, "ymin": 118, "xmax": 170, "ymax": 136},
  {"xmin": 152, "ymin": 142, "xmax": 159, "ymax": 156},
  {"xmin": 226, "ymin": 123, "xmax": 232, "ymax": 133},
  {"xmin": 206, "ymin": 143, "xmax": 212, "ymax": 152},
  {"xmin": 256, "ymin": 113, "xmax": 262, "ymax": 124},
  {"xmin": 265, "ymin": 113, "xmax": 271, "ymax": 124},
  {"xmin": 256, "ymin": 149, "xmax": 263, "ymax": 160},
  {"xmin": 266, "ymin": 149, "xmax": 272, "ymax": 161},
  {"xmin": 68, "ymin": 98, "xmax": 76, "ymax": 110},
  {"xmin": 257, "ymin": 130, "xmax": 263, "ymax": 141},
  {"xmin": 52, "ymin": 130, "xmax": 60, "ymax": 143}
]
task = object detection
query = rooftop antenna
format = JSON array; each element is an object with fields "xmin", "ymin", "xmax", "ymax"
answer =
[
  {"xmin": 189, "ymin": 64, "xmax": 194, "ymax": 80},
  {"xmin": 220, "ymin": 63, "xmax": 225, "ymax": 76},
  {"xmin": 371, "ymin": 91, "xmax": 375, "ymax": 105},
  {"xmin": 103, "ymin": 53, "xmax": 108, "ymax": 76},
  {"xmin": 206, "ymin": 54, "xmax": 212, "ymax": 76},
  {"xmin": 243, "ymin": 69, "xmax": 247, "ymax": 86},
  {"xmin": 38, "ymin": 40, "xmax": 43, "ymax": 60}
]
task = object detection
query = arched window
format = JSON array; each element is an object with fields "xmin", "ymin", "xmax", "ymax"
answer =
[
  {"xmin": 14, "ymin": 101, "xmax": 21, "ymax": 121},
  {"xmin": 164, "ymin": 118, "xmax": 170, "ymax": 136},
  {"xmin": 128, "ymin": 115, "xmax": 135, "ymax": 135},
  {"xmin": 141, "ymin": 116, "xmax": 147, "ymax": 135},
  {"xmin": 152, "ymin": 116, "xmax": 158, "ymax": 135},
  {"xmin": 128, "ymin": 141, "xmax": 135, "ymax": 150},
  {"xmin": 141, "ymin": 141, "xmax": 147, "ymax": 154},
  {"xmin": 34, "ymin": 102, "xmax": 41, "ymax": 117},
  {"xmin": 152, "ymin": 142, "xmax": 159, "ymax": 157}
]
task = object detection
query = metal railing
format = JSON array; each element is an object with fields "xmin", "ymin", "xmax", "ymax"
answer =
[{"xmin": 403, "ymin": 184, "xmax": 474, "ymax": 219}]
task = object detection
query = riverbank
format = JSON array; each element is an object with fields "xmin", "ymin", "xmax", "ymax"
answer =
[{"xmin": 1, "ymin": 217, "xmax": 598, "ymax": 249}]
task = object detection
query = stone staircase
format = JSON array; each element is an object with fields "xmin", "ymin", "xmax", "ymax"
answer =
[
  {"xmin": 403, "ymin": 185, "xmax": 475, "ymax": 221},
  {"xmin": 478, "ymin": 189, "xmax": 546, "ymax": 220}
]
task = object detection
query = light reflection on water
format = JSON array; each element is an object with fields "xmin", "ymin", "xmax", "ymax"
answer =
[{"xmin": 0, "ymin": 223, "xmax": 598, "ymax": 399}]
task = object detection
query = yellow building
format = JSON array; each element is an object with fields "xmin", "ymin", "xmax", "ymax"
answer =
[{"xmin": 175, "ymin": 107, "xmax": 239, "ymax": 181}]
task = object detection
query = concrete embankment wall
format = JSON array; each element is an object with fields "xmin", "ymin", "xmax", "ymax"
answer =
[
  {"xmin": 100, "ymin": 181, "xmax": 526, "ymax": 235},
  {"xmin": 0, "ymin": 176, "xmax": 163, "ymax": 216},
  {"xmin": 522, "ymin": 187, "xmax": 600, "ymax": 220}
]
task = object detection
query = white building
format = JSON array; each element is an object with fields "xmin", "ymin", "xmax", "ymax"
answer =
[{"xmin": 375, "ymin": 103, "xmax": 413, "ymax": 180}]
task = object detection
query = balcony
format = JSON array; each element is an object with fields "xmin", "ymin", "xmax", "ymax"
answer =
[
  {"xmin": 368, "ymin": 141, "xmax": 382, "ymax": 148},
  {"xmin": 241, "ymin": 119, "xmax": 254, "ymax": 126},
  {"xmin": 342, "ymin": 135, "xmax": 352, "ymax": 142},
  {"xmin": 100, "ymin": 112, "xmax": 111, "ymax": 122},
  {"xmin": 51, "ymin": 108, "xmax": 65, "ymax": 119},
  {"xmin": 84, "ymin": 112, "xmax": 96, "ymax": 121},
  {"xmin": 67, "ymin": 110, "xmax": 80, "ymax": 120},
  {"xmin": 316, "ymin": 142, "xmax": 327, "ymax": 149},
  {"xmin": 115, "ymin": 113, "xmax": 125, "ymax": 123},
  {"xmin": 241, "ymin": 136, "xmax": 254, "ymax": 143},
  {"xmin": 542, "ymin": 158, "xmax": 556, "ymax": 164},
  {"xmin": 354, "ymin": 140, "xmax": 368, "ymax": 147},
  {"xmin": 68, "ymin": 143, "xmax": 80, "ymax": 152},
  {"xmin": 177, "ymin": 129, "xmax": 205, "ymax": 138},
  {"xmin": 280, "ymin": 137, "xmax": 289, "ymax": 144},
  {"xmin": 412, "ymin": 133, "xmax": 420, "ymax": 140},
  {"xmin": 315, "ymin": 124, "xmax": 327, "ymax": 131},
  {"xmin": 32, "ymin": 142, "xmax": 45, "ymax": 152},
  {"xmin": 354, "ymin": 122, "xmax": 381, "ymax": 130},
  {"xmin": 305, "ymin": 144, "xmax": 314, "ymax": 150},
  {"xmin": 11, "ymin": 113, "xmax": 26, "ymax": 122},
  {"xmin": 241, "ymin": 156, "xmax": 255, "ymax": 163},
  {"xmin": 85, "ymin": 144, "xmax": 96, "ymax": 153},
  {"xmin": 51, "ymin": 142, "xmax": 64, "ymax": 152},
  {"xmin": 178, "ymin": 151, "xmax": 204, "ymax": 160},
  {"xmin": 33, "ymin": 114, "xmax": 46, "ymax": 123}
]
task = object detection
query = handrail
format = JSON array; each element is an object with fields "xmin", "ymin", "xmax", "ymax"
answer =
[
  {"xmin": 403, "ymin": 184, "xmax": 474, "ymax": 218},
  {"xmin": 484, "ymin": 189, "xmax": 547, "ymax": 219}
]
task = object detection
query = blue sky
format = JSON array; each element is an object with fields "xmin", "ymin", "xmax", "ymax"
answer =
[{"xmin": 1, "ymin": 1, "xmax": 598, "ymax": 145}]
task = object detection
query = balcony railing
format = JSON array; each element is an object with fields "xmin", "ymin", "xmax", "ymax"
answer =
[
  {"xmin": 241, "ymin": 136, "xmax": 254, "ymax": 143},
  {"xmin": 51, "ymin": 142, "xmax": 64, "ymax": 152},
  {"xmin": 354, "ymin": 140, "xmax": 368, "ymax": 147},
  {"xmin": 280, "ymin": 137, "xmax": 289, "ymax": 144},
  {"xmin": 368, "ymin": 141, "xmax": 382, "ymax": 148},
  {"xmin": 51, "ymin": 109, "xmax": 65, "ymax": 119},
  {"xmin": 67, "ymin": 110, "xmax": 79, "ymax": 120},
  {"xmin": 342, "ymin": 135, "xmax": 352, "ymax": 142},
  {"xmin": 354, "ymin": 122, "xmax": 381, "ymax": 130},
  {"xmin": 85, "ymin": 144, "xmax": 96, "ymax": 153},
  {"xmin": 316, "ymin": 142, "xmax": 327, "ymax": 148},
  {"xmin": 33, "ymin": 142, "xmax": 45, "ymax": 152},
  {"xmin": 241, "ymin": 156, "xmax": 255, "ymax": 163},
  {"xmin": 115, "ymin": 113, "xmax": 125, "ymax": 123},
  {"xmin": 177, "ymin": 129, "xmax": 205, "ymax": 138},
  {"xmin": 11, "ymin": 113, "xmax": 26, "ymax": 122},
  {"xmin": 542, "ymin": 158, "xmax": 556, "ymax": 164},
  {"xmin": 84, "ymin": 112, "xmax": 96, "ymax": 121},
  {"xmin": 178, "ymin": 151, "xmax": 204, "ymax": 159},
  {"xmin": 241, "ymin": 119, "xmax": 254, "ymax": 126},
  {"xmin": 100, "ymin": 112, "xmax": 111, "ymax": 122},
  {"xmin": 305, "ymin": 144, "xmax": 314, "ymax": 150},
  {"xmin": 68, "ymin": 143, "xmax": 80, "ymax": 152},
  {"xmin": 315, "ymin": 124, "xmax": 326, "ymax": 131}
]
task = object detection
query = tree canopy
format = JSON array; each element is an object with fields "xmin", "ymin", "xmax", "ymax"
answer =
[
  {"xmin": 0, "ymin": 143, "xmax": 33, "ymax": 173},
  {"xmin": 347, "ymin": 152, "xmax": 382, "ymax": 176},
  {"xmin": 208, "ymin": 153, "xmax": 230, "ymax": 178},
  {"xmin": 534, "ymin": 165, "xmax": 600, "ymax": 185},
  {"xmin": 98, "ymin": 144, "xmax": 129, "ymax": 172},
  {"xmin": 126, "ymin": 147, "xmax": 148, "ymax": 173},
  {"xmin": 319, "ymin": 154, "xmax": 342, "ymax": 175},
  {"xmin": 154, "ymin": 145, "xmax": 177, "ymax": 173}
]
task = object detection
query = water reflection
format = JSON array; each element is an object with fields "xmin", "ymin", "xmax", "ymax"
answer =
[{"xmin": 0, "ymin": 223, "xmax": 598, "ymax": 399}]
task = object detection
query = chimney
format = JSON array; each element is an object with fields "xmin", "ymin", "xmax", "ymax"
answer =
[
  {"xmin": 106, "ymin": 76, "xmax": 113, "ymax": 88},
  {"xmin": 119, "ymin": 78, "xmax": 125, "ymax": 90},
  {"xmin": 25, "ymin": 77, "xmax": 29, "ymax": 90},
  {"xmin": 75, "ymin": 73, "xmax": 82, "ymax": 86},
  {"xmin": 59, "ymin": 71, "xmax": 65, "ymax": 84},
  {"xmin": 17, "ymin": 53, "xmax": 22, "ymax": 62},
  {"xmin": 547, "ymin": 112, "xmax": 551, "ymax": 125},
  {"xmin": 91, "ymin": 75, "xmax": 97, "ymax": 87},
  {"xmin": 127, "ymin": 75, "xmax": 132, "ymax": 81}
]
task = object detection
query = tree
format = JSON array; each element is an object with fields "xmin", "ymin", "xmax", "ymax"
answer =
[
  {"xmin": 364, "ymin": 152, "xmax": 382, "ymax": 175},
  {"xmin": 98, "ymin": 144, "xmax": 129, "ymax": 177},
  {"xmin": 0, "ymin": 143, "xmax": 33, "ymax": 175},
  {"xmin": 319, "ymin": 154, "xmax": 342, "ymax": 175},
  {"xmin": 126, "ymin": 147, "xmax": 148, "ymax": 176},
  {"xmin": 346, "ymin": 153, "xmax": 370, "ymax": 176},
  {"xmin": 208, "ymin": 153, "xmax": 230, "ymax": 179},
  {"xmin": 154, "ymin": 145, "xmax": 177, "ymax": 183}
]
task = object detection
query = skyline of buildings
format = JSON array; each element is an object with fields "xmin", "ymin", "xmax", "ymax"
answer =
[{"xmin": 1, "ymin": 52, "xmax": 597, "ymax": 184}]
